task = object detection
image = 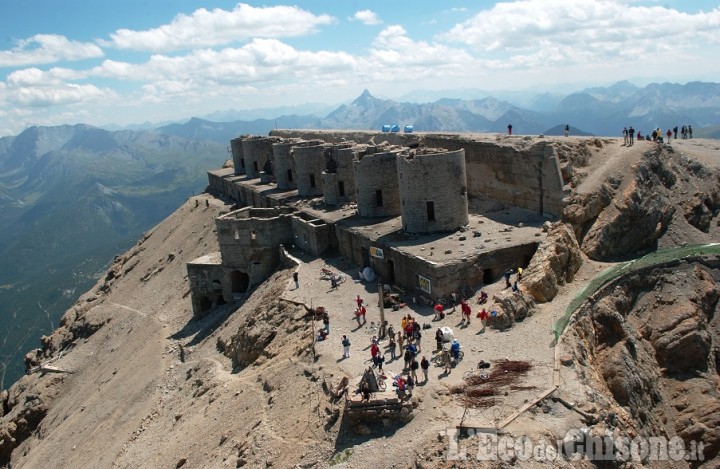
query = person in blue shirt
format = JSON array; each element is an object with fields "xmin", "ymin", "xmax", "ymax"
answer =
[{"xmin": 451, "ymin": 339, "xmax": 461, "ymax": 360}]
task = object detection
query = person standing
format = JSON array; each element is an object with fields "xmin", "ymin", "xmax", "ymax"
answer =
[
  {"xmin": 410, "ymin": 358, "xmax": 419, "ymax": 382},
  {"xmin": 435, "ymin": 328, "xmax": 444, "ymax": 351},
  {"xmin": 414, "ymin": 328, "xmax": 422, "ymax": 352},
  {"xmin": 442, "ymin": 347, "xmax": 452, "ymax": 374},
  {"xmin": 564, "ymin": 124, "xmax": 570, "ymax": 137},
  {"xmin": 666, "ymin": 129, "xmax": 672, "ymax": 143},
  {"xmin": 628, "ymin": 126, "xmax": 635, "ymax": 145},
  {"xmin": 356, "ymin": 295, "xmax": 363, "ymax": 310},
  {"xmin": 507, "ymin": 123, "xmax": 513, "ymax": 135},
  {"xmin": 673, "ymin": 126, "xmax": 678, "ymax": 139},
  {"xmin": 359, "ymin": 305, "xmax": 367, "ymax": 325},
  {"xmin": 293, "ymin": 271, "xmax": 299, "ymax": 289},
  {"xmin": 504, "ymin": 270, "xmax": 512, "ymax": 289},
  {"xmin": 376, "ymin": 353, "xmax": 385, "ymax": 372},
  {"xmin": 479, "ymin": 308, "xmax": 489, "ymax": 333},
  {"xmin": 341, "ymin": 335, "xmax": 350, "ymax": 358},
  {"xmin": 623, "ymin": 127, "xmax": 628, "ymax": 145},
  {"xmin": 420, "ymin": 356, "xmax": 430, "ymax": 383},
  {"xmin": 323, "ymin": 315, "xmax": 330, "ymax": 335},
  {"xmin": 689, "ymin": 125, "xmax": 693, "ymax": 138},
  {"xmin": 388, "ymin": 333, "xmax": 397, "ymax": 360},
  {"xmin": 460, "ymin": 300, "xmax": 471, "ymax": 324}
]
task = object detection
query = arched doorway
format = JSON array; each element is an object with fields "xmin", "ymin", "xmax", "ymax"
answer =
[{"xmin": 230, "ymin": 270, "xmax": 249, "ymax": 294}]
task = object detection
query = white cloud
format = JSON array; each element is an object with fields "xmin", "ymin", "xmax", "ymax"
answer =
[
  {"xmin": 0, "ymin": 34, "xmax": 103, "ymax": 67},
  {"xmin": 8, "ymin": 83, "xmax": 107, "ymax": 107},
  {"xmin": 439, "ymin": 0, "xmax": 720, "ymax": 67},
  {"xmin": 369, "ymin": 25, "xmax": 473, "ymax": 78},
  {"xmin": 104, "ymin": 3, "xmax": 335, "ymax": 52},
  {"xmin": 352, "ymin": 10, "xmax": 382, "ymax": 25}
]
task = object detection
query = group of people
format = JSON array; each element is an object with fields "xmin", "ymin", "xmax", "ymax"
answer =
[{"xmin": 624, "ymin": 124, "xmax": 693, "ymax": 145}]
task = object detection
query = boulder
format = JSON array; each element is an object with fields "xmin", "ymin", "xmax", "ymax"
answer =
[
  {"xmin": 488, "ymin": 291, "xmax": 536, "ymax": 330},
  {"xmin": 523, "ymin": 222, "xmax": 583, "ymax": 303}
]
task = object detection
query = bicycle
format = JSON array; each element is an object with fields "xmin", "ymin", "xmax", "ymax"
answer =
[
  {"xmin": 463, "ymin": 360, "xmax": 490, "ymax": 380},
  {"xmin": 432, "ymin": 349, "xmax": 464, "ymax": 365}
]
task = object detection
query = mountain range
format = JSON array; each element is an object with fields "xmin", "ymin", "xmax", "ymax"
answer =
[
  {"xmin": 0, "ymin": 125, "xmax": 226, "ymax": 387},
  {"xmin": 152, "ymin": 81, "xmax": 720, "ymax": 143}
]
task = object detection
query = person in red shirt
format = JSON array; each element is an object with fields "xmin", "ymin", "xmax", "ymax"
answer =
[
  {"xmin": 460, "ymin": 300, "xmax": 471, "ymax": 324},
  {"xmin": 479, "ymin": 308, "xmax": 489, "ymax": 333},
  {"xmin": 359, "ymin": 305, "xmax": 367, "ymax": 325},
  {"xmin": 434, "ymin": 304, "xmax": 444, "ymax": 320},
  {"xmin": 356, "ymin": 295, "xmax": 363, "ymax": 309},
  {"xmin": 370, "ymin": 342, "xmax": 379, "ymax": 359}
]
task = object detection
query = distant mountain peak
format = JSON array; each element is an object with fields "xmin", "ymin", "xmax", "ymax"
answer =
[{"xmin": 351, "ymin": 89, "xmax": 379, "ymax": 106}]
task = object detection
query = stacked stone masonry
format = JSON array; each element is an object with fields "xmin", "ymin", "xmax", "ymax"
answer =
[
  {"xmin": 273, "ymin": 139, "xmax": 325, "ymax": 191},
  {"xmin": 354, "ymin": 149, "xmax": 403, "ymax": 217},
  {"xmin": 242, "ymin": 136, "xmax": 277, "ymax": 179},
  {"xmin": 322, "ymin": 143, "xmax": 362, "ymax": 206},
  {"xmin": 230, "ymin": 136, "xmax": 247, "ymax": 175},
  {"xmin": 295, "ymin": 142, "xmax": 333, "ymax": 197},
  {"xmin": 398, "ymin": 149, "xmax": 469, "ymax": 233},
  {"xmin": 190, "ymin": 130, "xmax": 570, "ymax": 317}
]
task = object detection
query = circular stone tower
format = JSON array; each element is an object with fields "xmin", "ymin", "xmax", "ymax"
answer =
[
  {"xmin": 353, "ymin": 148, "xmax": 402, "ymax": 217},
  {"xmin": 397, "ymin": 148, "xmax": 468, "ymax": 233}
]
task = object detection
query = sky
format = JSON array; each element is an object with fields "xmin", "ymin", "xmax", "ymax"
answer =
[{"xmin": 0, "ymin": 0, "xmax": 719, "ymax": 137}]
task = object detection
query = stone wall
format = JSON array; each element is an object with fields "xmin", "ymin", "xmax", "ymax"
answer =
[
  {"xmin": 420, "ymin": 136, "xmax": 567, "ymax": 216},
  {"xmin": 291, "ymin": 212, "xmax": 334, "ymax": 256},
  {"xmin": 334, "ymin": 223, "xmax": 537, "ymax": 298},
  {"xmin": 242, "ymin": 136, "xmax": 276, "ymax": 179},
  {"xmin": 354, "ymin": 150, "xmax": 402, "ymax": 217},
  {"xmin": 215, "ymin": 207, "xmax": 294, "ymax": 268},
  {"xmin": 295, "ymin": 143, "xmax": 332, "ymax": 197},
  {"xmin": 398, "ymin": 149, "xmax": 469, "ymax": 233},
  {"xmin": 187, "ymin": 254, "xmax": 225, "ymax": 318},
  {"xmin": 230, "ymin": 136, "xmax": 246, "ymax": 175},
  {"xmin": 322, "ymin": 143, "xmax": 360, "ymax": 205}
]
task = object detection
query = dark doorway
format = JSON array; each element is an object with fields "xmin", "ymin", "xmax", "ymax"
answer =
[
  {"xmin": 376, "ymin": 189, "xmax": 383, "ymax": 207},
  {"xmin": 253, "ymin": 161, "xmax": 258, "ymax": 172},
  {"xmin": 483, "ymin": 269, "xmax": 493, "ymax": 284},
  {"xmin": 230, "ymin": 270, "xmax": 249, "ymax": 293},
  {"xmin": 426, "ymin": 201, "xmax": 435, "ymax": 221},
  {"xmin": 287, "ymin": 169, "xmax": 293, "ymax": 182},
  {"xmin": 310, "ymin": 174, "xmax": 316, "ymax": 188},
  {"xmin": 361, "ymin": 247, "xmax": 370, "ymax": 268},
  {"xmin": 338, "ymin": 181, "xmax": 345, "ymax": 197},
  {"xmin": 387, "ymin": 259, "xmax": 396, "ymax": 284},
  {"xmin": 199, "ymin": 295, "xmax": 212, "ymax": 313}
]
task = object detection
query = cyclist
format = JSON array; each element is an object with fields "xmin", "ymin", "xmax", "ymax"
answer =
[{"xmin": 451, "ymin": 339, "xmax": 461, "ymax": 361}]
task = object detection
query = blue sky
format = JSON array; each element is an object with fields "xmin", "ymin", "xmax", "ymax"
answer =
[{"xmin": 0, "ymin": 0, "xmax": 719, "ymax": 136}]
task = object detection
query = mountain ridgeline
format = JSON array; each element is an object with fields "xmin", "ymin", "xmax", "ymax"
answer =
[
  {"xmin": 0, "ymin": 125, "xmax": 226, "ymax": 388},
  {"xmin": 157, "ymin": 81, "xmax": 720, "ymax": 143}
]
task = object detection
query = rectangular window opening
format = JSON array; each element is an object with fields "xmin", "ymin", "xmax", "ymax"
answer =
[
  {"xmin": 310, "ymin": 174, "xmax": 316, "ymax": 188},
  {"xmin": 376, "ymin": 189, "xmax": 383, "ymax": 207},
  {"xmin": 338, "ymin": 181, "xmax": 345, "ymax": 197},
  {"xmin": 426, "ymin": 201, "xmax": 435, "ymax": 221},
  {"xmin": 287, "ymin": 169, "xmax": 293, "ymax": 182}
]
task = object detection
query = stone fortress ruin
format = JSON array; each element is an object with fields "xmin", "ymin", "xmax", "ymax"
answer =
[{"xmin": 187, "ymin": 130, "xmax": 568, "ymax": 317}]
